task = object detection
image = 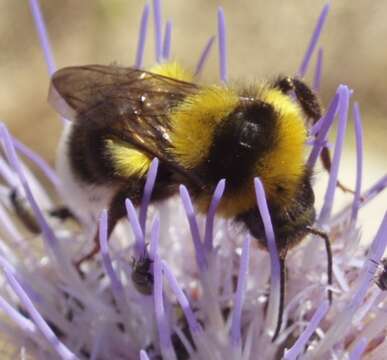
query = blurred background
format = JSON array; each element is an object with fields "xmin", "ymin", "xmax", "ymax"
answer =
[{"xmin": 0, "ymin": 0, "xmax": 386, "ymax": 242}]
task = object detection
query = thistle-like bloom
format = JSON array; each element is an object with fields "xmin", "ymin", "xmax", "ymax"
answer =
[{"xmin": 0, "ymin": 1, "xmax": 386, "ymax": 359}]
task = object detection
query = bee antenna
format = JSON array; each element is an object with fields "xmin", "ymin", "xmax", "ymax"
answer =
[
  {"xmin": 272, "ymin": 257, "xmax": 286, "ymax": 342},
  {"xmin": 306, "ymin": 226, "xmax": 333, "ymax": 304}
]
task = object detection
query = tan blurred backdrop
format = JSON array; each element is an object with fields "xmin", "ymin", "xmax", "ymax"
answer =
[{"xmin": 0, "ymin": 0, "xmax": 386, "ymax": 237}]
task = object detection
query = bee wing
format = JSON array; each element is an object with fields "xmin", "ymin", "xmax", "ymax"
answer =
[
  {"xmin": 48, "ymin": 64, "xmax": 198, "ymax": 121},
  {"xmin": 49, "ymin": 65, "xmax": 204, "ymax": 188}
]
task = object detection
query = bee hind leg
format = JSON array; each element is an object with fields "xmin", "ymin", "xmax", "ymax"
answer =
[{"xmin": 74, "ymin": 190, "xmax": 129, "ymax": 275}]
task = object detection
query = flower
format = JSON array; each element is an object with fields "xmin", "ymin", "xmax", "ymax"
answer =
[{"xmin": 0, "ymin": 0, "xmax": 386, "ymax": 359}]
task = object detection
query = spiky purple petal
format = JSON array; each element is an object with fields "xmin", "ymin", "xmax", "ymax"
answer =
[
  {"xmin": 194, "ymin": 36, "xmax": 215, "ymax": 76},
  {"xmin": 297, "ymin": 3, "xmax": 330, "ymax": 77},
  {"xmin": 230, "ymin": 235, "xmax": 251, "ymax": 346},
  {"xmin": 319, "ymin": 85, "xmax": 350, "ymax": 224},
  {"xmin": 162, "ymin": 20, "xmax": 172, "ymax": 60},
  {"xmin": 179, "ymin": 185, "xmax": 207, "ymax": 271},
  {"xmin": 153, "ymin": 0, "xmax": 163, "ymax": 63},
  {"xmin": 254, "ymin": 178, "xmax": 281, "ymax": 336},
  {"xmin": 139, "ymin": 158, "xmax": 159, "ymax": 235},
  {"xmin": 312, "ymin": 47, "xmax": 323, "ymax": 92},
  {"xmin": 217, "ymin": 7, "xmax": 228, "ymax": 83},
  {"xmin": 351, "ymin": 102, "xmax": 364, "ymax": 223},
  {"xmin": 135, "ymin": 3, "xmax": 150, "ymax": 68},
  {"xmin": 204, "ymin": 179, "xmax": 226, "ymax": 252}
]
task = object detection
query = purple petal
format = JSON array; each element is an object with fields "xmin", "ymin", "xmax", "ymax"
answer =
[
  {"xmin": 319, "ymin": 85, "xmax": 350, "ymax": 224},
  {"xmin": 179, "ymin": 185, "xmax": 207, "ymax": 271},
  {"xmin": 134, "ymin": 3, "xmax": 150, "ymax": 68},
  {"xmin": 254, "ymin": 178, "xmax": 281, "ymax": 334},
  {"xmin": 351, "ymin": 102, "xmax": 364, "ymax": 223},
  {"xmin": 284, "ymin": 301, "xmax": 329, "ymax": 360},
  {"xmin": 230, "ymin": 235, "xmax": 251, "ymax": 346},
  {"xmin": 139, "ymin": 158, "xmax": 159, "ymax": 235},
  {"xmin": 3, "ymin": 267, "xmax": 77, "ymax": 360},
  {"xmin": 99, "ymin": 210, "xmax": 126, "ymax": 310},
  {"xmin": 217, "ymin": 7, "xmax": 228, "ymax": 83},
  {"xmin": 204, "ymin": 179, "xmax": 226, "ymax": 252},
  {"xmin": 162, "ymin": 261, "xmax": 202, "ymax": 333},
  {"xmin": 297, "ymin": 3, "xmax": 330, "ymax": 77},
  {"xmin": 152, "ymin": 0, "xmax": 163, "ymax": 63},
  {"xmin": 194, "ymin": 36, "xmax": 215, "ymax": 77},
  {"xmin": 149, "ymin": 215, "xmax": 160, "ymax": 260},
  {"xmin": 361, "ymin": 174, "xmax": 387, "ymax": 205},
  {"xmin": 27, "ymin": 0, "xmax": 56, "ymax": 76},
  {"xmin": 307, "ymin": 90, "xmax": 340, "ymax": 168},
  {"xmin": 0, "ymin": 295, "xmax": 37, "ymax": 336},
  {"xmin": 162, "ymin": 20, "xmax": 172, "ymax": 60},
  {"xmin": 125, "ymin": 198, "xmax": 145, "ymax": 256},
  {"xmin": 312, "ymin": 47, "xmax": 323, "ymax": 92}
]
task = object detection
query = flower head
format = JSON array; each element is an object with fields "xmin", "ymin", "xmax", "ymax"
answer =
[{"xmin": 0, "ymin": 1, "xmax": 386, "ymax": 359}]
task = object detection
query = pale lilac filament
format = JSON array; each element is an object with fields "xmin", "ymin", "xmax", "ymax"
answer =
[
  {"xmin": 162, "ymin": 261, "xmax": 202, "ymax": 333},
  {"xmin": 12, "ymin": 137, "xmax": 60, "ymax": 191},
  {"xmin": 153, "ymin": 255, "xmax": 176, "ymax": 359},
  {"xmin": 0, "ymin": 125, "xmax": 60, "ymax": 254},
  {"xmin": 4, "ymin": 267, "xmax": 78, "ymax": 360},
  {"xmin": 297, "ymin": 3, "xmax": 330, "ymax": 77},
  {"xmin": 230, "ymin": 235, "xmax": 251, "ymax": 346},
  {"xmin": 140, "ymin": 350, "xmax": 150, "ymax": 360},
  {"xmin": 217, "ymin": 7, "xmax": 228, "ymax": 83},
  {"xmin": 135, "ymin": 3, "xmax": 150, "ymax": 68},
  {"xmin": 284, "ymin": 301, "xmax": 329, "ymax": 360}
]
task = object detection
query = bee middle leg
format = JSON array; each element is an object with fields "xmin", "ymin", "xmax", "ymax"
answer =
[{"xmin": 274, "ymin": 76, "xmax": 354, "ymax": 194}]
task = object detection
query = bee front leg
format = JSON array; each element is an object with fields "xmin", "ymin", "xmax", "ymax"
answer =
[{"xmin": 274, "ymin": 76, "xmax": 355, "ymax": 195}]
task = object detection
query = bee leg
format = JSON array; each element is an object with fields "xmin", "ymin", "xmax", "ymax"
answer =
[
  {"xmin": 274, "ymin": 76, "xmax": 355, "ymax": 194},
  {"xmin": 74, "ymin": 190, "xmax": 130, "ymax": 274},
  {"xmin": 320, "ymin": 147, "xmax": 355, "ymax": 194},
  {"xmin": 273, "ymin": 76, "xmax": 321, "ymax": 120},
  {"xmin": 272, "ymin": 255, "xmax": 286, "ymax": 342},
  {"xmin": 49, "ymin": 206, "xmax": 77, "ymax": 221},
  {"xmin": 306, "ymin": 226, "xmax": 333, "ymax": 304}
]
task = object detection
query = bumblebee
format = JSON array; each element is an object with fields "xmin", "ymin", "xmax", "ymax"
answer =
[
  {"xmin": 131, "ymin": 255, "xmax": 154, "ymax": 295},
  {"xmin": 49, "ymin": 62, "xmax": 332, "ymax": 338},
  {"xmin": 372, "ymin": 258, "xmax": 387, "ymax": 291}
]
